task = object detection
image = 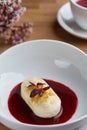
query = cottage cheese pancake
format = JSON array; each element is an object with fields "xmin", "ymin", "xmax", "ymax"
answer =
[{"xmin": 21, "ymin": 78, "xmax": 61, "ymax": 118}]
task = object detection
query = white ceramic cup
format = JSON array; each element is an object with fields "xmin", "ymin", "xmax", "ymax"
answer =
[{"xmin": 70, "ymin": 0, "xmax": 87, "ymax": 30}]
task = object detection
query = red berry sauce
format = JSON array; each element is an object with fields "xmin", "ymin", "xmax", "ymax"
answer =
[
  {"xmin": 8, "ymin": 79, "xmax": 78, "ymax": 125},
  {"xmin": 76, "ymin": 0, "xmax": 87, "ymax": 8}
]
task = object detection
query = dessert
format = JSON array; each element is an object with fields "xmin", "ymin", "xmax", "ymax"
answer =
[
  {"xmin": 21, "ymin": 78, "xmax": 61, "ymax": 118},
  {"xmin": 8, "ymin": 78, "xmax": 78, "ymax": 125}
]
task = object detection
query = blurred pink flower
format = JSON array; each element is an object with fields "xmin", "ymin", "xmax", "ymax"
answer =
[
  {"xmin": 0, "ymin": 0, "xmax": 33, "ymax": 44},
  {"xmin": 4, "ymin": 22, "xmax": 33, "ymax": 44}
]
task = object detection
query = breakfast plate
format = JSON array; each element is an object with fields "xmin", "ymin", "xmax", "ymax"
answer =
[
  {"xmin": 0, "ymin": 40, "xmax": 87, "ymax": 130},
  {"xmin": 57, "ymin": 2, "xmax": 87, "ymax": 39}
]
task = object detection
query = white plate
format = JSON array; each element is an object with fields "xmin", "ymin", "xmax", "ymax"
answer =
[
  {"xmin": 57, "ymin": 2, "xmax": 87, "ymax": 39},
  {"xmin": 0, "ymin": 40, "xmax": 87, "ymax": 130}
]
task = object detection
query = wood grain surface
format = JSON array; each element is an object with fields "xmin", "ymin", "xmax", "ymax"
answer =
[{"xmin": 0, "ymin": 0, "xmax": 87, "ymax": 129}]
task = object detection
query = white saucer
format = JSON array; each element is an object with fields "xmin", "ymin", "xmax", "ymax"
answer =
[{"xmin": 57, "ymin": 2, "xmax": 87, "ymax": 39}]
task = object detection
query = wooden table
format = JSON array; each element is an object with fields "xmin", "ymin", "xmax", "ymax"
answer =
[{"xmin": 0, "ymin": 0, "xmax": 87, "ymax": 129}]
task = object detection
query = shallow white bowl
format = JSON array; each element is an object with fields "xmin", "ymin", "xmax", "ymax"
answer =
[{"xmin": 0, "ymin": 40, "xmax": 87, "ymax": 130}]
